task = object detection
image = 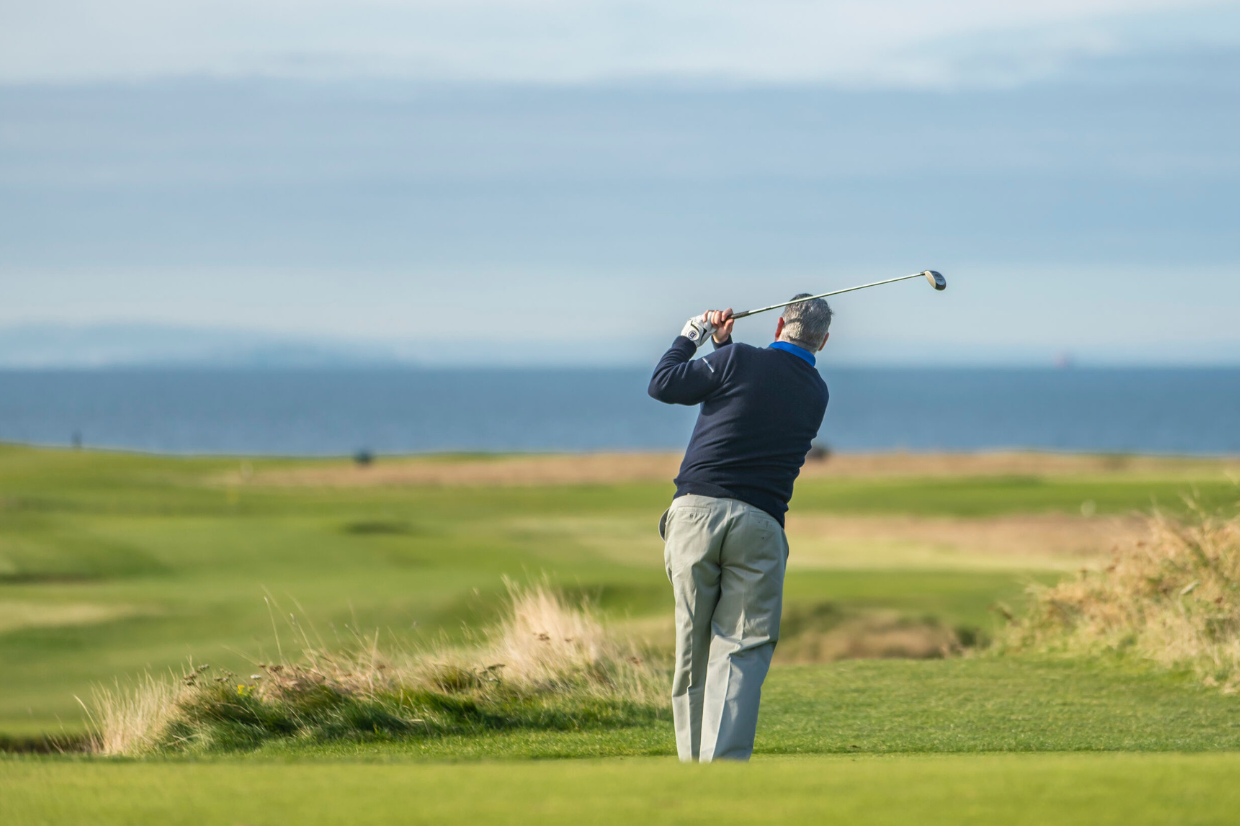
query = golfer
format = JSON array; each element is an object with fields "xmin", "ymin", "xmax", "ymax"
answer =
[{"xmin": 648, "ymin": 295, "xmax": 831, "ymax": 762}]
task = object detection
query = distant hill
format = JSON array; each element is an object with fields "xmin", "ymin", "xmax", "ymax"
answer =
[{"xmin": 0, "ymin": 324, "xmax": 413, "ymax": 368}]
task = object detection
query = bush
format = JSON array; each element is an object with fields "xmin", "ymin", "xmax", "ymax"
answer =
[{"xmin": 1003, "ymin": 503, "xmax": 1240, "ymax": 691}]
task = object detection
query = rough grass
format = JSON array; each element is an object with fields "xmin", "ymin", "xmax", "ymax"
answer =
[
  {"xmin": 85, "ymin": 584, "xmax": 665, "ymax": 756},
  {"xmin": 1004, "ymin": 503, "xmax": 1240, "ymax": 690}
]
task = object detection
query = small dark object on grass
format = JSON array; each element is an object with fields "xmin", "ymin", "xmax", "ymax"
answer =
[
  {"xmin": 353, "ymin": 449, "xmax": 374, "ymax": 467},
  {"xmin": 807, "ymin": 442, "xmax": 831, "ymax": 462},
  {"xmin": 342, "ymin": 520, "xmax": 417, "ymax": 536},
  {"xmin": 71, "ymin": 431, "xmax": 82, "ymax": 450}
]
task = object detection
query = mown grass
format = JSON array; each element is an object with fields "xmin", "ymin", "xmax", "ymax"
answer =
[{"xmin": 5, "ymin": 753, "xmax": 1240, "ymax": 826}]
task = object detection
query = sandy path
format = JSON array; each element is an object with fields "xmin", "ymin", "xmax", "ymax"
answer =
[
  {"xmin": 783, "ymin": 513, "xmax": 1144, "ymax": 571},
  {"xmin": 505, "ymin": 512, "xmax": 1143, "ymax": 573},
  {"xmin": 232, "ymin": 451, "xmax": 1240, "ymax": 488}
]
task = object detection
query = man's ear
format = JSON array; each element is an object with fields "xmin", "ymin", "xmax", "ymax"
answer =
[
  {"xmin": 775, "ymin": 317, "xmax": 785, "ymax": 340},
  {"xmin": 818, "ymin": 332, "xmax": 829, "ymax": 352}
]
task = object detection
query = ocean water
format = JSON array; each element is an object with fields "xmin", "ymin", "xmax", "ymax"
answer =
[{"xmin": 0, "ymin": 367, "xmax": 1238, "ymax": 456}]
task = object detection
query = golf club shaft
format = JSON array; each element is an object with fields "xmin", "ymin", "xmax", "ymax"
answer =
[{"xmin": 731, "ymin": 271, "xmax": 932, "ymax": 319}]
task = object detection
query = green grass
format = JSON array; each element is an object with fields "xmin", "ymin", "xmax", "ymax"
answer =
[
  {"xmin": 4, "ymin": 445, "xmax": 1240, "ymax": 821},
  {"xmin": 12, "ymin": 444, "xmax": 1180, "ymax": 735},
  {"xmin": 6, "ymin": 657, "xmax": 1240, "ymax": 823},
  {"xmin": 761, "ymin": 658, "xmax": 1240, "ymax": 753},
  {"xmin": 5, "ymin": 753, "xmax": 1240, "ymax": 826},
  {"xmin": 0, "ymin": 445, "xmax": 1236, "ymax": 734},
  {"xmin": 794, "ymin": 475, "xmax": 1240, "ymax": 516},
  {"xmin": 156, "ymin": 657, "xmax": 1233, "ymax": 760},
  {"xmin": 0, "ymin": 446, "xmax": 1234, "ymax": 728}
]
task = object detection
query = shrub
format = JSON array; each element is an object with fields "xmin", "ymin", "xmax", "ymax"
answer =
[{"xmin": 1003, "ymin": 503, "xmax": 1240, "ymax": 691}]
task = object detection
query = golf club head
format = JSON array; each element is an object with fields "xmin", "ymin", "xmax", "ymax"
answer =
[{"xmin": 923, "ymin": 270, "xmax": 947, "ymax": 291}]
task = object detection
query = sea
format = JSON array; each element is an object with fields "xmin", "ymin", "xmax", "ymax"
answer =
[{"xmin": 0, "ymin": 367, "xmax": 1238, "ymax": 456}]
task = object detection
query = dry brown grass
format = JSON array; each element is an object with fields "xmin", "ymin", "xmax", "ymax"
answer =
[
  {"xmin": 222, "ymin": 451, "xmax": 1240, "ymax": 489},
  {"xmin": 79, "ymin": 674, "xmax": 184, "ymax": 757},
  {"xmin": 1004, "ymin": 505, "xmax": 1240, "ymax": 691},
  {"xmin": 519, "ymin": 512, "xmax": 1139, "ymax": 573},
  {"xmin": 236, "ymin": 453, "xmax": 683, "ymax": 488},
  {"xmin": 784, "ymin": 513, "xmax": 1144, "ymax": 571},
  {"xmin": 475, "ymin": 581, "xmax": 655, "ymax": 698}
]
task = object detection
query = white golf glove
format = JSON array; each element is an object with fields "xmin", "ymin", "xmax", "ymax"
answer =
[{"xmin": 680, "ymin": 314, "xmax": 716, "ymax": 348}]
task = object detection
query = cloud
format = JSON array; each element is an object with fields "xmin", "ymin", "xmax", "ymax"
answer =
[{"xmin": 0, "ymin": 0, "xmax": 1232, "ymax": 87}]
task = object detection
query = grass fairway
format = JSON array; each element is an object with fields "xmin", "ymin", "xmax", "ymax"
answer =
[
  {"xmin": 5, "ymin": 753, "xmax": 1240, "ymax": 826},
  {"xmin": 3, "ymin": 445, "xmax": 1236, "ymax": 735},
  {"xmin": 3, "ymin": 445, "xmax": 1239, "ymax": 822}
]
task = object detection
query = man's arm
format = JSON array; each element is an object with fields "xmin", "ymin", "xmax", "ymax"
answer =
[{"xmin": 648, "ymin": 309, "xmax": 734, "ymax": 406}]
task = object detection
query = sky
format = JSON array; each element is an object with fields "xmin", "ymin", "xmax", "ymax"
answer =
[{"xmin": 1, "ymin": 0, "xmax": 1238, "ymax": 365}]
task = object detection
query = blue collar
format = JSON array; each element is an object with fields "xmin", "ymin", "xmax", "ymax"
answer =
[{"xmin": 769, "ymin": 340, "xmax": 816, "ymax": 366}]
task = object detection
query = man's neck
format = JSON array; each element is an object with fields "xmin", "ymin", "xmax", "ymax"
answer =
[{"xmin": 769, "ymin": 339, "xmax": 817, "ymax": 366}]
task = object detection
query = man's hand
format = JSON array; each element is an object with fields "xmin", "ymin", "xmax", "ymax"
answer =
[
  {"xmin": 680, "ymin": 314, "xmax": 716, "ymax": 348},
  {"xmin": 707, "ymin": 309, "xmax": 734, "ymax": 344}
]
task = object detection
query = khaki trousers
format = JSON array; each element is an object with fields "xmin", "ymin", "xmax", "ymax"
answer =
[{"xmin": 660, "ymin": 494, "xmax": 789, "ymax": 762}]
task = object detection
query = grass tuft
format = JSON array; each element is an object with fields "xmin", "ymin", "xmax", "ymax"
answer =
[
  {"xmin": 1003, "ymin": 502, "xmax": 1240, "ymax": 691},
  {"xmin": 85, "ymin": 583, "xmax": 666, "ymax": 755},
  {"xmin": 80, "ymin": 674, "xmax": 183, "ymax": 756}
]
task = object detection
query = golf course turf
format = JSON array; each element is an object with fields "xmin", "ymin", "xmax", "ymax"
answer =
[
  {"xmin": 7, "ymin": 754, "xmax": 1240, "ymax": 825},
  {"xmin": 2, "ymin": 445, "xmax": 1238, "ymax": 823}
]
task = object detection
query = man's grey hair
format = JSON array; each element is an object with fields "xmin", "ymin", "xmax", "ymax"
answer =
[{"xmin": 780, "ymin": 294, "xmax": 833, "ymax": 350}]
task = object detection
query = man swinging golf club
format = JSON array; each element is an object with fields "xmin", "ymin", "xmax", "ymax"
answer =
[{"xmin": 649, "ymin": 295, "xmax": 831, "ymax": 762}]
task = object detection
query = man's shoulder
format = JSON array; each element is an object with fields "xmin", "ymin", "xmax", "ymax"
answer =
[
  {"xmin": 706, "ymin": 340, "xmax": 759, "ymax": 363},
  {"xmin": 816, "ymin": 373, "xmax": 830, "ymax": 403},
  {"xmin": 727, "ymin": 341, "xmax": 762, "ymax": 356}
]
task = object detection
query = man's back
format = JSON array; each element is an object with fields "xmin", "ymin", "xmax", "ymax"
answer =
[{"xmin": 648, "ymin": 337, "xmax": 829, "ymax": 525}]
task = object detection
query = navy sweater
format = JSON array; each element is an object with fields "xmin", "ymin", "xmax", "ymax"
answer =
[{"xmin": 648, "ymin": 336, "xmax": 829, "ymax": 526}]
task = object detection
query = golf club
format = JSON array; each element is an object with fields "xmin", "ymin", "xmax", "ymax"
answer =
[{"xmin": 731, "ymin": 270, "xmax": 946, "ymax": 320}]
